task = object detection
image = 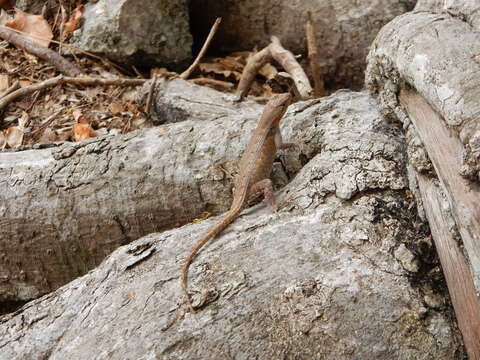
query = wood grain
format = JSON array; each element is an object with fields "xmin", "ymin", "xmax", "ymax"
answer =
[{"xmin": 400, "ymin": 90, "xmax": 480, "ymax": 295}]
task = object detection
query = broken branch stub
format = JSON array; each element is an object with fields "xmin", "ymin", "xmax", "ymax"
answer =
[
  {"xmin": 236, "ymin": 36, "xmax": 313, "ymax": 100},
  {"xmin": 305, "ymin": 11, "xmax": 326, "ymax": 97},
  {"xmin": 269, "ymin": 36, "xmax": 312, "ymax": 99}
]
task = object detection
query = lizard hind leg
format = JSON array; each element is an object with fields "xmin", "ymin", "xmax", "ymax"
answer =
[{"xmin": 248, "ymin": 178, "xmax": 278, "ymax": 212}]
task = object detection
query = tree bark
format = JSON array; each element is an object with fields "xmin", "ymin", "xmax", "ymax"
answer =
[
  {"xmin": 0, "ymin": 79, "xmax": 264, "ymax": 305},
  {"xmin": 366, "ymin": 8, "xmax": 480, "ymax": 358},
  {"xmin": 366, "ymin": 9, "xmax": 480, "ymax": 284},
  {"xmin": 414, "ymin": 0, "xmax": 480, "ymax": 28},
  {"xmin": 0, "ymin": 90, "xmax": 464, "ymax": 359}
]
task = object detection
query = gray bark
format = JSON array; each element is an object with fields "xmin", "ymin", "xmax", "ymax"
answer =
[
  {"xmin": 365, "ymin": 8, "xmax": 480, "ymax": 357},
  {"xmin": 366, "ymin": 11, "xmax": 480, "ymax": 181},
  {"xmin": 0, "ymin": 90, "xmax": 464, "ymax": 359},
  {"xmin": 0, "ymin": 79, "xmax": 266, "ymax": 304},
  {"xmin": 189, "ymin": 0, "xmax": 416, "ymax": 90},
  {"xmin": 366, "ymin": 9, "xmax": 480, "ymax": 293},
  {"xmin": 414, "ymin": 0, "xmax": 480, "ymax": 28}
]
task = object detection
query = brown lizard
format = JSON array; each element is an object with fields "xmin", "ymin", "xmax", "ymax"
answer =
[{"xmin": 181, "ymin": 93, "xmax": 295, "ymax": 311}]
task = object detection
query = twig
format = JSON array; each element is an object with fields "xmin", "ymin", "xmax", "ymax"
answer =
[
  {"xmin": 144, "ymin": 75, "xmax": 157, "ymax": 115},
  {"xmin": 0, "ymin": 80, "xmax": 20, "ymax": 99},
  {"xmin": 28, "ymin": 110, "xmax": 62, "ymax": 136},
  {"xmin": 132, "ymin": 65, "xmax": 145, "ymax": 79},
  {"xmin": 0, "ymin": 75, "xmax": 147, "ymax": 112},
  {"xmin": 190, "ymin": 77, "xmax": 234, "ymax": 90},
  {"xmin": 1, "ymin": 25, "xmax": 130, "ymax": 76},
  {"xmin": 305, "ymin": 12, "xmax": 325, "ymax": 97},
  {"xmin": 180, "ymin": 18, "xmax": 222, "ymax": 80},
  {"xmin": 57, "ymin": 4, "xmax": 67, "ymax": 54},
  {"xmin": 0, "ymin": 26, "xmax": 81, "ymax": 77}
]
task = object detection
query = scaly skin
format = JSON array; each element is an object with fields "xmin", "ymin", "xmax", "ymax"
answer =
[{"xmin": 181, "ymin": 93, "xmax": 292, "ymax": 311}]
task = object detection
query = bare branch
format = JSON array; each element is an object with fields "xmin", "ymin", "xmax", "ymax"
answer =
[
  {"xmin": 0, "ymin": 76, "xmax": 146, "ymax": 112},
  {"xmin": 0, "ymin": 25, "xmax": 81, "ymax": 77},
  {"xmin": 180, "ymin": 18, "xmax": 222, "ymax": 80}
]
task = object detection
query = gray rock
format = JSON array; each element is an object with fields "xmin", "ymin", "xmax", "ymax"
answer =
[
  {"xmin": 15, "ymin": 0, "xmax": 56, "ymax": 14},
  {"xmin": 71, "ymin": 0, "xmax": 192, "ymax": 68}
]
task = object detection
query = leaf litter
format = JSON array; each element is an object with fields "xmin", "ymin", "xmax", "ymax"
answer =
[{"xmin": 0, "ymin": 2, "xmax": 288, "ymax": 150}]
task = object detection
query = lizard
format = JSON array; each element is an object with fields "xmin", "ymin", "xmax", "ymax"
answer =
[{"xmin": 181, "ymin": 92, "xmax": 295, "ymax": 311}]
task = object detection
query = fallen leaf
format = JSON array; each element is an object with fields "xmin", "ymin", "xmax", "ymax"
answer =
[
  {"xmin": 215, "ymin": 57, "xmax": 244, "ymax": 72},
  {"xmin": 0, "ymin": 130, "xmax": 6, "ymax": 148},
  {"xmin": 0, "ymin": 74, "xmax": 9, "ymax": 92},
  {"xmin": 198, "ymin": 62, "xmax": 232, "ymax": 78},
  {"xmin": 73, "ymin": 123, "xmax": 98, "ymax": 142},
  {"xmin": 72, "ymin": 109, "xmax": 82, "ymax": 122},
  {"xmin": 5, "ymin": 8, "xmax": 53, "ymax": 48},
  {"xmin": 38, "ymin": 127, "xmax": 57, "ymax": 144},
  {"xmin": 64, "ymin": 4, "xmax": 83, "ymax": 35},
  {"xmin": 125, "ymin": 101, "xmax": 140, "ymax": 115},
  {"xmin": 5, "ymin": 125, "xmax": 23, "ymax": 148},
  {"xmin": 17, "ymin": 111, "xmax": 29, "ymax": 130},
  {"xmin": 108, "ymin": 102, "xmax": 124, "ymax": 115},
  {"xmin": 19, "ymin": 79, "xmax": 32, "ymax": 87}
]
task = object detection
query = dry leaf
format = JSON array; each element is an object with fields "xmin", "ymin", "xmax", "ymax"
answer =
[
  {"xmin": 125, "ymin": 101, "xmax": 140, "ymax": 115},
  {"xmin": 19, "ymin": 79, "xmax": 32, "ymax": 87},
  {"xmin": 108, "ymin": 103, "xmax": 124, "ymax": 115},
  {"xmin": 5, "ymin": 8, "xmax": 53, "ymax": 47},
  {"xmin": 73, "ymin": 123, "xmax": 98, "ymax": 142},
  {"xmin": 198, "ymin": 62, "xmax": 232, "ymax": 78},
  {"xmin": 38, "ymin": 127, "xmax": 57, "ymax": 144},
  {"xmin": 64, "ymin": 4, "xmax": 83, "ymax": 35},
  {"xmin": 5, "ymin": 126, "xmax": 23, "ymax": 148},
  {"xmin": 72, "ymin": 109, "xmax": 82, "ymax": 122},
  {"xmin": 18, "ymin": 111, "xmax": 29, "ymax": 130},
  {"xmin": 0, "ymin": 74, "xmax": 9, "ymax": 92},
  {"xmin": 216, "ymin": 57, "xmax": 244, "ymax": 72},
  {"xmin": 0, "ymin": 130, "xmax": 6, "ymax": 149}
]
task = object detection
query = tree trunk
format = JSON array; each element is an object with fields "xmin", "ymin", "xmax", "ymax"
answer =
[{"xmin": 0, "ymin": 91, "xmax": 464, "ymax": 359}]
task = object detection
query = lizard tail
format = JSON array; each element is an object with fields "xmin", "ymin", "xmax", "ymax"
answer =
[{"xmin": 181, "ymin": 208, "xmax": 241, "ymax": 311}]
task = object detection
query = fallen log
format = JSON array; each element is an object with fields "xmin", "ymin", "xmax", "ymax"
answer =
[
  {"xmin": 0, "ymin": 81, "xmax": 407, "ymax": 306},
  {"xmin": 414, "ymin": 168, "xmax": 480, "ymax": 359},
  {"xmin": 402, "ymin": 92, "xmax": 480, "ymax": 359},
  {"xmin": 0, "ymin": 90, "xmax": 462, "ymax": 358},
  {"xmin": 366, "ymin": 8, "xmax": 480, "ymax": 358}
]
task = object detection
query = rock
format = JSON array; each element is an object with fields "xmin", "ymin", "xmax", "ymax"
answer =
[
  {"xmin": 71, "ymin": 0, "xmax": 192, "ymax": 68},
  {"xmin": 15, "ymin": 0, "xmax": 56, "ymax": 14}
]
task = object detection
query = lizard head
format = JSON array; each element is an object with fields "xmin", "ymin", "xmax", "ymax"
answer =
[{"xmin": 270, "ymin": 93, "xmax": 292, "ymax": 125}]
